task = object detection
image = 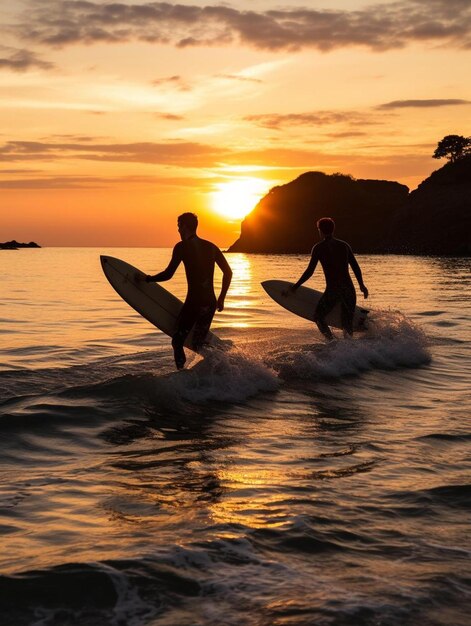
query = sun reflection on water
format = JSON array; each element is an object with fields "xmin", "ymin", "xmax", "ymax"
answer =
[
  {"xmin": 208, "ymin": 467, "xmax": 292, "ymax": 529},
  {"xmin": 222, "ymin": 253, "xmax": 254, "ymax": 328}
]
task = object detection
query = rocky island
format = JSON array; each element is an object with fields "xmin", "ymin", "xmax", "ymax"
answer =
[
  {"xmin": 228, "ymin": 155, "xmax": 471, "ymax": 256},
  {"xmin": 0, "ymin": 240, "xmax": 41, "ymax": 250}
]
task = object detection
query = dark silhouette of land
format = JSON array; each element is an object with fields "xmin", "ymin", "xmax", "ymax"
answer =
[
  {"xmin": 228, "ymin": 156, "xmax": 471, "ymax": 256},
  {"xmin": 0, "ymin": 241, "xmax": 41, "ymax": 250},
  {"xmin": 388, "ymin": 155, "xmax": 471, "ymax": 255}
]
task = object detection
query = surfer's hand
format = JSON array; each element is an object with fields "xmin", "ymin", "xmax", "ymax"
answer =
[
  {"xmin": 360, "ymin": 284, "xmax": 369, "ymax": 299},
  {"xmin": 217, "ymin": 296, "xmax": 225, "ymax": 312}
]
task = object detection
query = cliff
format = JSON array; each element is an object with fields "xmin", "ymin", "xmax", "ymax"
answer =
[
  {"xmin": 228, "ymin": 172, "xmax": 409, "ymax": 254},
  {"xmin": 386, "ymin": 155, "xmax": 471, "ymax": 256},
  {"xmin": 228, "ymin": 162, "xmax": 471, "ymax": 256}
]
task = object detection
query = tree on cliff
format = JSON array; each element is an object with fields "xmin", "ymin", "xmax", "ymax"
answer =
[{"xmin": 433, "ymin": 135, "xmax": 471, "ymax": 163}]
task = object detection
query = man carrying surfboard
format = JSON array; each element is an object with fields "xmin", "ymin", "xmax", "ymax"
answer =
[
  {"xmin": 143, "ymin": 212, "xmax": 232, "ymax": 369},
  {"xmin": 287, "ymin": 217, "xmax": 368, "ymax": 341}
]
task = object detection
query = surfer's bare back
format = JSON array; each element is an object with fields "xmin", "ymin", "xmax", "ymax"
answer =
[
  {"xmin": 143, "ymin": 212, "xmax": 232, "ymax": 370},
  {"xmin": 287, "ymin": 217, "xmax": 368, "ymax": 341}
]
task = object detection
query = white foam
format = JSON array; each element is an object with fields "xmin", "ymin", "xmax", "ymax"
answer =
[
  {"xmin": 157, "ymin": 346, "xmax": 279, "ymax": 405},
  {"xmin": 31, "ymin": 309, "xmax": 429, "ymax": 410},
  {"xmin": 269, "ymin": 309, "xmax": 431, "ymax": 380},
  {"xmin": 105, "ymin": 562, "xmax": 159, "ymax": 626}
]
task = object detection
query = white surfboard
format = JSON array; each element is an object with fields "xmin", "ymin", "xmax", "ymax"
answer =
[
  {"xmin": 261, "ymin": 279, "xmax": 368, "ymax": 331},
  {"xmin": 100, "ymin": 256, "xmax": 221, "ymax": 352}
]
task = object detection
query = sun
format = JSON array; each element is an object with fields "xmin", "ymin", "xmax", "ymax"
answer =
[{"xmin": 211, "ymin": 178, "xmax": 270, "ymax": 220}]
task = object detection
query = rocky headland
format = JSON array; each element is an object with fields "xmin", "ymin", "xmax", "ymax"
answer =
[
  {"xmin": 0, "ymin": 241, "xmax": 41, "ymax": 250},
  {"xmin": 228, "ymin": 156, "xmax": 471, "ymax": 256},
  {"xmin": 386, "ymin": 155, "xmax": 471, "ymax": 256}
]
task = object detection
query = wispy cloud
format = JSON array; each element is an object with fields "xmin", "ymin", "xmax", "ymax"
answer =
[
  {"xmin": 327, "ymin": 131, "xmax": 369, "ymax": 138},
  {"xmin": 0, "ymin": 174, "xmax": 207, "ymax": 189},
  {"xmin": 153, "ymin": 112, "xmax": 185, "ymax": 121},
  {"xmin": 216, "ymin": 74, "xmax": 263, "ymax": 84},
  {"xmin": 0, "ymin": 139, "xmax": 226, "ymax": 166},
  {"xmin": 13, "ymin": 0, "xmax": 471, "ymax": 52},
  {"xmin": 0, "ymin": 136, "xmax": 375, "ymax": 173},
  {"xmin": 377, "ymin": 98, "xmax": 471, "ymax": 109},
  {"xmin": 0, "ymin": 175, "xmax": 111, "ymax": 189},
  {"xmin": 0, "ymin": 168, "xmax": 43, "ymax": 174},
  {"xmin": 0, "ymin": 46, "xmax": 53, "ymax": 72},
  {"xmin": 43, "ymin": 134, "xmax": 103, "ymax": 142},
  {"xmin": 244, "ymin": 111, "xmax": 382, "ymax": 130},
  {"xmin": 151, "ymin": 75, "xmax": 191, "ymax": 91},
  {"xmin": 0, "ymin": 137, "xmax": 438, "ymax": 187}
]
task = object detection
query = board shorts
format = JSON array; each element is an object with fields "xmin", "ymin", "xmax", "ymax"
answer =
[
  {"xmin": 314, "ymin": 284, "xmax": 356, "ymax": 336},
  {"xmin": 172, "ymin": 299, "xmax": 217, "ymax": 353}
]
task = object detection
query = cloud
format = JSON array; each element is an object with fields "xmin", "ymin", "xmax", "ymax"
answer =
[
  {"xmin": 0, "ymin": 174, "xmax": 206, "ymax": 189},
  {"xmin": 0, "ymin": 46, "xmax": 53, "ymax": 72},
  {"xmin": 245, "ymin": 111, "xmax": 382, "ymax": 130},
  {"xmin": 0, "ymin": 139, "xmax": 225, "ymax": 166},
  {"xmin": 0, "ymin": 136, "xmax": 378, "ymax": 175},
  {"xmin": 377, "ymin": 98, "xmax": 471, "ymax": 109},
  {"xmin": 151, "ymin": 75, "xmax": 191, "ymax": 91},
  {"xmin": 327, "ymin": 131, "xmax": 369, "ymax": 138},
  {"xmin": 43, "ymin": 134, "xmax": 103, "ymax": 141},
  {"xmin": 153, "ymin": 112, "xmax": 185, "ymax": 121},
  {"xmin": 0, "ymin": 169, "xmax": 216, "ymax": 190},
  {"xmin": 216, "ymin": 74, "xmax": 263, "ymax": 84},
  {"xmin": 0, "ymin": 176, "xmax": 111, "ymax": 189},
  {"xmin": 0, "ymin": 137, "xmax": 438, "ymax": 188},
  {"xmin": 0, "ymin": 168, "xmax": 43, "ymax": 174},
  {"xmin": 13, "ymin": 0, "xmax": 471, "ymax": 53}
]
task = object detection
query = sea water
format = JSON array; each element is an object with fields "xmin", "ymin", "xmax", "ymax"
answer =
[{"xmin": 0, "ymin": 248, "xmax": 470, "ymax": 626}]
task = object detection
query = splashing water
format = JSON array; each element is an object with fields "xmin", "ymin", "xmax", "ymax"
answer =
[{"xmin": 266, "ymin": 309, "xmax": 431, "ymax": 380}]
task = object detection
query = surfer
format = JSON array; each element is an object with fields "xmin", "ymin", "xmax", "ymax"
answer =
[
  {"xmin": 143, "ymin": 212, "xmax": 232, "ymax": 369},
  {"xmin": 286, "ymin": 217, "xmax": 368, "ymax": 341}
]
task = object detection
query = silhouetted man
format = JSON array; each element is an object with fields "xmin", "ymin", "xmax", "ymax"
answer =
[
  {"xmin": 288, "ymin": 217, "xmax": 368, "ymax": 341},
  {"xmin": 144, "ymin": 212, "xmax": 232, "ymax": 369}
]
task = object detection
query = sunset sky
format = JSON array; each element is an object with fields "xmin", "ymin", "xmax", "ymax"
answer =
[{"xmin": 1, "ymin": 0, "xmax": 470, "ymax": 246}]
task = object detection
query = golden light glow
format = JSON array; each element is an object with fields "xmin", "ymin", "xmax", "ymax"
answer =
[
  {"xmin": 221, "ymin": 254, "xmax": 253, "ymax": 328},
  {"xmin": 3, "ymin": 0, "xmax": 469, "ymax": 246},
  {"xmin": 210, "ymin": 178, "xmax": 270, "ymax": 221}
]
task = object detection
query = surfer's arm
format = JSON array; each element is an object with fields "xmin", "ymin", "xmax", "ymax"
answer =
[
  {"xmin": 292, "ymin": 249, "xmax": 319, "ymax": 291},
  {"xmin": 146, "ymin": 246, "xmax": 182, "ymax": 282},
  {"xmin": 348, "ymin": 247, "xmax": 368, "ymax": 299},
  {"xmin": 215, "ymin": 250, "xmax": 232, "ymax": 311}
]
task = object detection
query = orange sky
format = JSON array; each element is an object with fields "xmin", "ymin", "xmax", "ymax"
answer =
[{"xmin": 1, "ymin": 0, "xmax": 470, "ymax": 246}]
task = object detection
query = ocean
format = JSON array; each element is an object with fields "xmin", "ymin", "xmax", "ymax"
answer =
[{"xmin": 0, "ymin": 248, "xmax": 470, "ymax": 626}]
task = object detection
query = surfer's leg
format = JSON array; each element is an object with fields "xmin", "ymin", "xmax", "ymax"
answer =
[
  {"xmin": 172, "ymin": 303, "xmax": 196, "ymax": 370},
  {"xmin": 171, "ymin": 330, "xmax": 188, "ymax": 369},
  {"xmin": 193, "ymin": 304, "xmax": 216, "ymax": 352},
  {"xmin": 314, "ymin": 290, "xmax": 337, "ymax": 341},
  {"xmin": 340, "ymin": 285, "xmax": 356, "ymax": 338}
]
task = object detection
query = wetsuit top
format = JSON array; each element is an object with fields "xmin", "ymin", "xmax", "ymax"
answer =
[
  {"xmin": 308, "ymin": 236, "xmax": 363, "ymax": 290},
  {"xmin": 159, "ymin": 236, "xmax": 230, "ymax": 306}
]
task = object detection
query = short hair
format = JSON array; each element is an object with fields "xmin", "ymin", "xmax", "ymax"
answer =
[
  {"xmin": 178, "ymin": 212, "xmax": 198, "ymax": 231},
  {"xmin": 317, "ymin": 217, "xmax": 335, "ymax": 235}
]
